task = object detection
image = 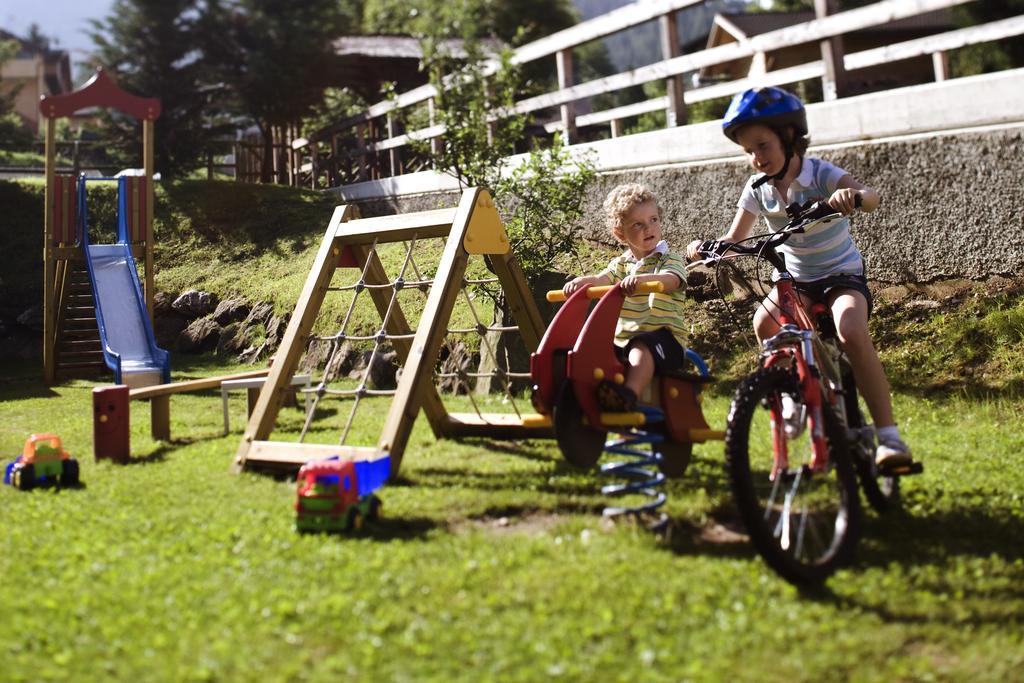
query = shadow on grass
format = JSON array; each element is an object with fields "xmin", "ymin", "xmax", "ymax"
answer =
[
  {"xmin": 858, "ymin": 506, "xmax": 1024, "ymax": 567},
  {"xmin": 304, "ymin": 516, "xmax": 438, "ymax": 542},
  {"xmin": 0, "ymin": 362, "xmax": 62, "ymax": 401},
  {"xmin": 121, "ymin": 446, "xmax": 171, "ymax": 465}
]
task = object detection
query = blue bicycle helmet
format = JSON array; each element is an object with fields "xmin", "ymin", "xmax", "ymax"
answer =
[
  {"xmin": 723, "ymin": 87, "xmax": 808, "ymax": 188},
  {"xmin": 722, "ymin": 87, "xmax": 807, "ymax": 143}
]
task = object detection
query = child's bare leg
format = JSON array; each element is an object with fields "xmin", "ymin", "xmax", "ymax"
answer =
[
  {"xmin": 625, "ymin": 344, "xmax": 654, "ymax": 398},
  {"xmin": 830, "ymin": 290, "xmax": 895, "ymax": 428},
  {"xmin": 753, "ymin": 289, "xmax": 782, "ymax": 342}
]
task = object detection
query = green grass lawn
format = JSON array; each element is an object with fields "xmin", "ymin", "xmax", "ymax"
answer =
[{"xmin": 1, "ymin": 357, "xmax": 1022, "ymax": 682}]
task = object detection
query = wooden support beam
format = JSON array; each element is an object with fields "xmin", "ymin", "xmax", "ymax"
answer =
[
  {"xmin": 151, "ymin": 395, "xmax": 170, "ymax": 441},
  {"xmin": 556, "ymin": 49, "xmax": 577, "ymax": 145},
  {"xmin": 43, "ymin": 116, "xmax": 56, "ymax": 385},
  {"xmin": 234, "ymin": 205, "xmax": 359, "ymax": 471},
  {"xmin": 816, "ymin": 0, "xmax": 848, "ymax": 101},
  {"xmin": 659, "ymin": 11, "xmax": 687, "ymax": 127},
  {"xmin": 376, "ymin": 190, "xmax": 480, "ymax": 473}
]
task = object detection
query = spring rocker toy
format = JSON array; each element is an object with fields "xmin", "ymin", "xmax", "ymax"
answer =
[{"xmin": 531, "ymin": 282, "xmax": 724, "ymax": 522}]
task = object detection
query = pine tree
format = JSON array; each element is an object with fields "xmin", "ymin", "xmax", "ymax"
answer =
[
  {"xmin": 199, "ymin": 0, "xmax": 353, "ymax": 182},
  {"xmin": 87, "ymin": 0, "xmax": 232, "ymax": 178}
]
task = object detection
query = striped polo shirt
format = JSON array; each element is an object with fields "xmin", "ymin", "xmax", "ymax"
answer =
[
  {"xmin": 600, "ymin": 240, "xmax": 688, "ymax": 348},
  {"xmin": 738, "ymin": 157, "xmax": 864, "ymax": 282}
]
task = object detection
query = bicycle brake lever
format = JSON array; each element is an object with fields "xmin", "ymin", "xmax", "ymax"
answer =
[{"xmin": 698, "ymin": 240, "xmax": 732, "ymax": 258}]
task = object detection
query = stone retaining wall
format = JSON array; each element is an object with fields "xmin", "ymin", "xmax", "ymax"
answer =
[{"xmin": 350, "ymin": 125, "xmax": 1024, "ymax": 284}]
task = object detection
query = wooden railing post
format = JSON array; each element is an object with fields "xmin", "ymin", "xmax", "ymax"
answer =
[
  {"xmin": 356, "ymin": 122, "xmax": 368, "ymax": 182},
  {"xmin": 932, "ymin": 51, "xmax": 950, "ymax": 81},
  {"xmin": 387, "ymin": 113, "xmax": 401, "ymax": 177},
  {"xmin": 428, "ymin": 98, "xmax": 444, "ymax": 159},
  {"xmin": 659, "ymin": 11, "xmax": 687, "ymax": 127},
  {"xmin": 556, "ymin": 49, "xmax": 577, "ymax": 145},
  {"xmin": 815, "ymin": 0, "xmax": 848, "ymax": 100}
]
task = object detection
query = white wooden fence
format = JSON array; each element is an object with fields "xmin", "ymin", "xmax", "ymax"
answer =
[{"xmin": 291, "ymin": 0, "xmax": 1024, "ymax": 191}]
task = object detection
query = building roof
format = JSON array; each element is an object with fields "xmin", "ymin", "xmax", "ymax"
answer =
[{"xmin": 328, "ymin": 35, "xmax": 502, "ymax": 100}]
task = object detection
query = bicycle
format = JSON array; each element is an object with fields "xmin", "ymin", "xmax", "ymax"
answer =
[{"xmin": 693, "ymin": 198, "xmax": 921, "ymax": 585}]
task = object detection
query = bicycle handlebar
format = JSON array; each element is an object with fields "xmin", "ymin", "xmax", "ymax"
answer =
[
  {"xmin": 693, "ymin": 195, "xmax": 861, "ymax": 266},
  {"xmin": 546, "ymin": 280, "xmax": 665, "ymax": 302}
]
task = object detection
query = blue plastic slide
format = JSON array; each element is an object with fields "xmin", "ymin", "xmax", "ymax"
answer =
[{"xmin": 79, "ymin": 176, "xmax": 170, "ymax": 388}]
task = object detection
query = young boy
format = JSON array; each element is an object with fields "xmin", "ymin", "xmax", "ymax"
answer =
[
  {"xmin": 563, "ymin": 183, "xmax": 688, "ymax": 411},
  {"xmin": 685, "ymin": 86, "xmax": 912, "ymax": 468}
]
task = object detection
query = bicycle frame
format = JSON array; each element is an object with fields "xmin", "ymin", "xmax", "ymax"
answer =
[{"xmin": 760, "ymin": 274, "xmax": 833, "ymax": 476}]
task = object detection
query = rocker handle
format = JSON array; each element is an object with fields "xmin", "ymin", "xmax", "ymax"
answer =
[{"xmin": 546, "ymin": 281, "xmax": 664, "ymax": 302}]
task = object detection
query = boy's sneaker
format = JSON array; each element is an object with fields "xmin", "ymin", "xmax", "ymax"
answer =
[
  {"xmin": 780, "ymin": 394, "xmax": 806, "ymax": 439},
  {"xmin": 875, "ymin": 440, "xmax": 913, "ymax": 469},
  {"xmin": 596, "ymin": 381, "xmax": 638, "ymax": 412}
]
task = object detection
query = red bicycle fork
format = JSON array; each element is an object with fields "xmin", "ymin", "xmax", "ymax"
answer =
[{"xmin": 763, "ymin": 280, "xmax": 831, "ymax": 478}]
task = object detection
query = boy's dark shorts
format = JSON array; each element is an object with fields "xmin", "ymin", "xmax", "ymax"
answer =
[
  {"xmin": 795, "ymin": 272, "xmax": 874, "ymax": 318},
  {"xmin": 617, "ymin": 328, "xmax": 686, "ymax": 375}
]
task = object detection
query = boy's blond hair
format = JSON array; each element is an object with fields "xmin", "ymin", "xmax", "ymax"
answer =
[{"xmin": 603, "ymin": 183, "xmax": 659, "ymax": 234}]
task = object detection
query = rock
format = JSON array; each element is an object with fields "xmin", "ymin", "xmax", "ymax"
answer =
[
  {"xmin": 154, "ymin": 291, "xmax": 176, "ymax": 315},
  {"xmin": 177, "ymin": 317, "xmax": 221, "ymax": 353},
  {"xmin": 153, "ymin": 310, "xmax": 188, "ymax": 349},
  {"xmin": 213, "ymin": 298, "xmax": 251, "ymax": 326},
  {"xmin": 437, "ymin": 341, "xmax": 475, "ymax": 394},
  {"xmin": 16, "ymin": 305, "xmax": 43, "ymax": 332},
  {"xmin": 216, "ymin": 322, "xmax": 241, "ymax": 355},
  {"xmin": 172, "ymin": 290, "xmax": 219, "ymax": 318},
  {"xmin": 348, "ymin": 348, "xmax": 399, "ymax": 389}
]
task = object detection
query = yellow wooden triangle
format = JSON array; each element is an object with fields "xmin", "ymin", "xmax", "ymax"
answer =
[{"xmin": 463, "ymin": 189, "xmax": 510, "ymax": 255}]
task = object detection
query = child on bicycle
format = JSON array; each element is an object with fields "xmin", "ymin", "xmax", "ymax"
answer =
[
  {"xmin": 685, "ymin": 86, "xmax": 913, "ymax": 468},
  {"xmin": 563, "ymin": 183, "xmax": 688, "ymax": 412}
]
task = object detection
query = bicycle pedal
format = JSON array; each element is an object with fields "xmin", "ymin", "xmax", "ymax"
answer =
[{"xmin": 880, "ymin": 461, "xmax": 923, "ymax": 477}]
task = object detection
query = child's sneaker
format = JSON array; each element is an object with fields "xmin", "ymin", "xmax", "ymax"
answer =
[
  {"xmin": 875, "ymin": 440, "xmax": 913, "ymax": 469},
  {"xmin": 596, "ymin": 381, "xmax": 638, "ymax": 412},
  {"xmin": 780, "ymin": 394, "xmax": 806, "ymax": 439}
]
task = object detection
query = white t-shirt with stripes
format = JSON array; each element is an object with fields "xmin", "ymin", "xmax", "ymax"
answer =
[{"xmin": 738, "ymin": 157, "xmax": 864, "ymax": 282}]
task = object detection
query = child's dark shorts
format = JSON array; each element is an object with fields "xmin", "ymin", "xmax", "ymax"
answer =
[
  {"xmin": 795, "ymin": 272, "xmax": 874, "ymax": 318},
  {"xmin": 617, "ymin": 328, "xmax": 686, "ymax": 375}
]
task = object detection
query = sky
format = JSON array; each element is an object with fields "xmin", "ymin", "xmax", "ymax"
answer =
[{"xmin": 1, "ymin": 0, "xmax": 115, "ymax": 70}]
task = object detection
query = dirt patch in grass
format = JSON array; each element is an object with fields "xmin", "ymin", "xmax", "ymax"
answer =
[{"xmin": 454, "ymin": 511, "xmax": 568, "ymax": 536}]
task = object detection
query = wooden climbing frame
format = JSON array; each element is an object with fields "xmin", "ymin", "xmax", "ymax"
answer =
[{"xmin": 234, "ymin": 187, "xmax": 550, "ymax": 476}]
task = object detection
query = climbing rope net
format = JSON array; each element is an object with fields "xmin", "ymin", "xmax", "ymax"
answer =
[{"xmin": 296, "ymin": 233, "xmax": 533, "ymax": 446}]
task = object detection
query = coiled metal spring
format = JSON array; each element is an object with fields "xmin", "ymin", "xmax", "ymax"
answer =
[{"xmin": 600, "ymin": 410, "xmax": 668, "ymax": 529}]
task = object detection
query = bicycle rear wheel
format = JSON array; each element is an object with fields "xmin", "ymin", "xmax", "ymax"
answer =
[
  {"xmin": 840, "ymin": 363, "xmax": 900, "ymax": 513},
  {"xmin": 726, "ymin": 366, "xmax": 861, "ymax": 585}
]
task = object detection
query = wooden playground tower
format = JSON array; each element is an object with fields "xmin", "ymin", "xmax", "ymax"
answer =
[
  {"xmin": 39, "ymin": 68, "xmax": 160, "ymax": 384},
  {"xmin": 234, "ymin": 187, "xmax": 550, "ymax": 476}
]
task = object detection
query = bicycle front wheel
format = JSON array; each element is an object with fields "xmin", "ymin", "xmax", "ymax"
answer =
[{"xmin": 726, "ymin": 366, "xmax": 862, "ymax": 585}]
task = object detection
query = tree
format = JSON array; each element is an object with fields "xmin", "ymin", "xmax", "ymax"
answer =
[
  {"xmin": 87, "ymin": 0, "xmax": 233, "ymax": 178},
  {"xmin": 0, "ymin": 39, "xmax": 32, "ymax": 147},
  {"xmin": 361, "ymin": 0, "xmax": 578, "ymax": 45},
  {"xmin": 200, "ymin": 0, "xmax": 352, "ymax": 182},
  {"xmin": 951, "ymin": 0, "xmax": 1024, "ymax": 76},
  {"xmin": 397, "ymin": 37, "xmax": 596, "ymax": 286}
]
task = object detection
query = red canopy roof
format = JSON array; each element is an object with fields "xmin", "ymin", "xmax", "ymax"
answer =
[{"xmin": 39, "ymin": 67, "xmax": 161, "ymax": 121}]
